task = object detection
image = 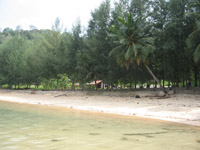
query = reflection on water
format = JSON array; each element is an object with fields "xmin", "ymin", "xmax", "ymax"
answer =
[{"xmin": 0, "ymin": 101, "xmax": 200, "ymax": 150}]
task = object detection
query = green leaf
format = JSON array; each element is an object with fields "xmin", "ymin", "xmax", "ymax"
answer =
[
  {"xmin": 194, "ymin": 44, "xmax": 200, "ymax": 63},
  {"xmin": 119, "ymin": 38, "xmax": 129, "ymax": 45},
  {"xmin": 125, "ymin": 45, "xmax": 133, "ymax": 60},
  {"xmin": 118, "ymin": 17, "xmax": 126, "ymax": 25},
  {"xmin": 109, "ymin": 45, "xmax": 124, "ymax": 57}
]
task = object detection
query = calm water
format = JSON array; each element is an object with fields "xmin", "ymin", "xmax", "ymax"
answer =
[{"xmin": 0, "ymin": 101, "xmax": 200, "ymax": 150}]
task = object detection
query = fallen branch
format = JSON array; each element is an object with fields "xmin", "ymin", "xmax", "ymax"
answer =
[
  {"xmin": 54, "ymin": 94, "xmax": 67, "ymax": 97},
  {"xmin": 156, "ymin": 95, "xmax": 171, "ymax": 99}
]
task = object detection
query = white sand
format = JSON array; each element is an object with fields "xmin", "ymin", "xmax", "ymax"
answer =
[{"xmin": 0, "ymin": 89, "xmax": 200, "ymax": 126}]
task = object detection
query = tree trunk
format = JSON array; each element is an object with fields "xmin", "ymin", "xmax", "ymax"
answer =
[
  {"xmin": 168, "ymin": 81, "xmax": 170, "ymax": 88},
  {"xmin": 81, "ymin": 83, "xmax": 84, "ymax": 91},
  {"xmin": 71, "ymin": 79, "xmax": 75, "ymax": 91},
  {"xmin": 194, "ymin": 66, "xmax": 198, "ymax": 87},
  {"xmin": 130, "ymin": 81, "xmax": 132, "ymax": 90},
  {"xmin": 95, "ymin": 80, "xmax": 97, "ymax": 91},
  {"xmin": 144, "ymin": 64, "xmax": 162, "ymax": 88},
  {"xmin": 134, "ymin": 80, "xmax": 137, "ymax": 89},
  {"xmin": 154, "ymin": 81, "xmax": 157, "ymax": 88},
  {"xmin": 199, "ymin": 78, "xmax": 200, "ymax": 88},
  {"xmin": 182, "ymin": 79, "xmax": 185, "ymax": 87},
  {"xmin": 176, "ymin": 81, "xmax": 179, "ymax": 87},
  {"xmin": 46, "ymin": 81, "xmax": 49, "ymax": 90},
  {"xmin": 56, "ymin": 78, "xmax": 59, "ymax": 90},
  {"xmin": 163, "ymin": 73, "xmax": 165, "ymax": 88},
  {"xmin": 146, "ymin": 82, "xmax": 150, "ymax": 88},
  {"xmin": 172, "ymin": 81, "xmax": 175, "ymax": 87}
]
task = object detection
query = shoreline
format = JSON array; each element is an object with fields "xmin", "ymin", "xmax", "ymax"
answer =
[{"xmin": 0, "ymin": 89, "xmax": 200, "ymax": 126}]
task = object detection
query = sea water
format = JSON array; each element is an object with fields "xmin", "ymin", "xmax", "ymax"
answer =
[{"xmin": 0, "ymin": 100, "xmax": 200, "ymax": 150}]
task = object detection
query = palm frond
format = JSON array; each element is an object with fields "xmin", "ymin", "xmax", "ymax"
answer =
[
  {"xmin": 119, "ymin": 38, "xmax": 130, "ymax": 45},
  {"xmin": 109, "ymin": 25, "xmax": 121, "ymax": 36},
  {"xmin": 118, "ymin": 17, "xmax": 126, "ymax": 25},
  {"xmin": 194, "ymin": 44, "xmax": 200, "ymax": 63},
  {"xmin": 136, "ymin": 56, "xmax": 141, "ymax": 65},
  {"xmin": 138, "ymin": 37, "xmax": 154, "ymax": 44},
  {"xmin": 107, "ymin": 33, "xmax": 118, "ymax": 38},
  {"xmin": 187, "ymin": 30, "xmax": 200, "ymax": 49},
  {"xmin": 197, "ymin": 21, "xmax": 200, "ymax": 31},
  {"xmin": 109, "ymin": 45, "xmax": 124, "ymax": 57},
  {"xmin": 132, "ymin": 43, "xmax": 138, "ymax": 57},
  {"xmin": 109, "ymin": 12, "xmax": 155, "ymax": 69},
  {"xmin": 125, "ymin": 45, "xmax": 133, "ymax": 60}
]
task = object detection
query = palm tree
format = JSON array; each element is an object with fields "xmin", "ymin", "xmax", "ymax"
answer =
[{"xmin": 109, "ymin": 12, "xmax": 162, "ymax": 88}]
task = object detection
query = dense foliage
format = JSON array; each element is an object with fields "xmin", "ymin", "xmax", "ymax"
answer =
[{"xmin": 0, "ymin": 0, "xmax": 200, "ymax": 90}]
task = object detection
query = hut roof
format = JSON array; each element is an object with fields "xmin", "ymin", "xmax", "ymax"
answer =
[{"xmin": 89, "ymin": 80, "xmax": 102, "ymax": 85}]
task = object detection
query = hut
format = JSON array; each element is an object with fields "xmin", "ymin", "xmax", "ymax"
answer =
[{"xmin": 89, "ymin": 80, "xmax": 103, "ymax": 88}]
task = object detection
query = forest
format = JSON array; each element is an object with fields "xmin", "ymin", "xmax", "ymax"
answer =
[{"xmin": 0, "ymin": 0, "xmax": 200, "ymax": 90}]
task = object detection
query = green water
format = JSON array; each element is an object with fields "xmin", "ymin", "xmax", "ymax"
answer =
[{"xmin": 0, "ymin": 101, "xmax": 200, "ymax": 150}]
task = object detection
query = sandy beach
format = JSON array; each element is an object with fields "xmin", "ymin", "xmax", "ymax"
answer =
[{"xmin": 0, "ymin": 89, "xmax": 200, "ymax": 126}]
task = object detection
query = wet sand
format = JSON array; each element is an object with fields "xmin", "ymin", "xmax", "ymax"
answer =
[{"xmin": 0, "ymin": 89, "xmax": 200, "ymax": 126}]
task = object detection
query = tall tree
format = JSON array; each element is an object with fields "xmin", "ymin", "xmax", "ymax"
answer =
[
  {"xmin": 150, "ymin": 0, "xmax": 170, "ymax": 87},
  {"xmin": 66, "ymin": 20, "xmax": 84, "ymax": 90},
  {"xmin": 87, "ymin": 0, "xmax": 112, "ymax": 89},
  {"xmin": 0, "ymin": 35, "xmax": 29, "ymax": 87}
]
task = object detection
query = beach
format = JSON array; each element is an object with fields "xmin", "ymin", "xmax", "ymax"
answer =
[{"xmin": 0, "ymin": 89, "xmax": 200, "ymax": 126}]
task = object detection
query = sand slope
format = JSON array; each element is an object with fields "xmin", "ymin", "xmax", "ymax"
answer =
[{"xmin": 0, "ymin": 89, "xmax": 200, "ymax": 126}]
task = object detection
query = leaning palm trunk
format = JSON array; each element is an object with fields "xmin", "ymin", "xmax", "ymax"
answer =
[{"xmin": 144, "ymin": 64, "xmax": 162, "ymax": 88}]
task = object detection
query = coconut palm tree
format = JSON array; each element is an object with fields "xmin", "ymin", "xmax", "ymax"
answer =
[{"xmin": 109, "ymin": 12, "xmax": 162, "ymax": 87}]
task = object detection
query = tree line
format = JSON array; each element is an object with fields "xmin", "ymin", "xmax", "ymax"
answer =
[{"xmin": 0, "ymin": 0, "xmax": 200, "ymax": 90}]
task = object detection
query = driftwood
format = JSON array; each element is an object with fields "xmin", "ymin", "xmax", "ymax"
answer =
[
  {"xmin": 145, "ymin": 95, "xmax": 170, "ymax": 99},
  {"xmin": 54, "ymin": 94, "xmax": 67, "ymax": 97},
  {"xmin": 156, "ymin": 95, "xmax": 171, "ymax": 99},
  {"xmin": 145, "ymin": 89, "xmax": 175, "ymax": 99}
]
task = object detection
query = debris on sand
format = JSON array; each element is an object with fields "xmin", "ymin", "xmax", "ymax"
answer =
[
  {"xmin": 54, "ymin": 94, "xmax": 67, "ymax": 97},
  {"xmin": 135, "ymin": 95, "xmax": 140, "ymax": 98},
  {"xmin": 31, "ymin": 90, "xmax": 36, "ymax": 94}
]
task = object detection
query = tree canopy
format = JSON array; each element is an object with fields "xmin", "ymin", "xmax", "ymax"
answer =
[{"xmin": 0, "ymin": 0, "xmax": 200, "ymax": 90}]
